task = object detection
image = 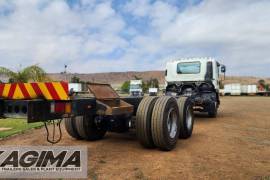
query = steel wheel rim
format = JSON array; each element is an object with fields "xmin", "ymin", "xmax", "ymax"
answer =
[
  {"xmin": 167, "ymin": 108, "xmax": 178, "ymax": 138},
  {"xmin": 186, "ymin": 106, "xmax": 192, "ymax": 130}
]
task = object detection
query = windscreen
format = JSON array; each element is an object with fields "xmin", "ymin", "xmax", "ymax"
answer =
[
  {"xmin": 130, "ymin": 84, "xmax": 141, "ymax": 89},
  {"xmin": 177, "ymin": 62, "xmax": 201, "ymax": 74}
]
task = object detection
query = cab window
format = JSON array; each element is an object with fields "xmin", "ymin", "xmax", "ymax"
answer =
[{"xmin": 177, "ymin": 62, "xmax": 201, "ymax": 74}]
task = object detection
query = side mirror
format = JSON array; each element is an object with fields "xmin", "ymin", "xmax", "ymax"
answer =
[{"xmin": 221, "ymin": 65, "xmax": 226, "ymax": 73}]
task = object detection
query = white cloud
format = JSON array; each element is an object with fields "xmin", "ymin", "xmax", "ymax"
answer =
[
  {"xmin": 161, "ymin": 0, "xmax": 270, "ymax": 45},
  {"xmin": 124, "ymin": 0, "xmax": 270, "ymax": 76},
  {"xmin": 0, "ymin": 0, "xmax": 269, "ymax": 76},
  {"xmin": 124, "ymin": 0, "xmax": 152, "ymax": 17},
  {"xmin": 161, "ymin": 0, "xmax": 270, "ymax": 76},
  {"xmin": 0, "ymin": 0, "xmax": 127, "ymax": 72}
]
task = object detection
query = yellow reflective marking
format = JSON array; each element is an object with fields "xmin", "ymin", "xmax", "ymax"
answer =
[
  {"xmin": 52, "ymin": 82, "xmax": 69, "ymax": 100},
  {"xmin": 24, "ymin": 83, "xmax": 37, "ymax": 98},
  {"xmin": 2, "ymin": 84, "xmax": 11, "ymax": 97},
  {"xmin": 38, "ymin": 83, "xmax": 53, "ymax": 100},
  {"xmin": 12, "ymin": 85, "xmax": 24, "ymax": 99}
]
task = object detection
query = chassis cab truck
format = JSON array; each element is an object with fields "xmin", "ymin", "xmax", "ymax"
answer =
[
  {"xmin": 165, "ymin": 57, "xmax": 226, "ymax": 117},
  {"xmin": 0, "ymin": 82, "xmax": 194, "ymax": 151}
]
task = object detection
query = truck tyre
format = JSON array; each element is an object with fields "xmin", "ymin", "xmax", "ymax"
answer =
[
  {"xmin": 151, "ymin": 96, "xmax": 180, "ymax": 151},
  {"xmin": 208, "ymin": 102, "xmax": 217, "ymax": 118},
  {"xmin": 136, "ymin": 96, "xmax": 158, "ymax": 148},
  {"xmin": 177, "ymin": 97, "xmax": 194, "ymax": 139},
  {"xmin": 64, "ymin": 117, "xmax": 82, "ymax": 139},
  {"xmin": 75, "ymin": 115, "xmax": 107, "ymax": 141}
]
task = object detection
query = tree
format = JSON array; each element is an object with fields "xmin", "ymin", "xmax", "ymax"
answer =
[
  {"xmin": 258, "ymin": 79, "xmax": 265, "ymax": 86},
  {"xmin": 140, "ymin": 78, "xmax": 160, "ymax": 93},
  {"xmin": 219, "ymin": 81, "xmax": 224, "ymax": 89},
  {"xmin": 147, "ymin": 78, "xmax": 159, "ymax": 88},
  {"xmin": 0, "ymin": 65, "xmax": 49, "ymax": 83},
  {"xmin": 134, "ymin": 75, "xmax": 141, "ymax": 80},
  {"xmin": 258, "ymin": 79, "xmax": 267, "ymax": 91},
  {"xmin": 266, "ymin": 84, "xmax": 270, "ymax": 91},
  {"xmin": 142, "ymin": 81, "xmax": 148, "ymax": 93},
  {"xmin": 121, "ymin": 81, "xmax": 130, "ymax": 93},
  {"xmin": 71, "ymin": 76, "xmax": 80, "ymax": 83}
]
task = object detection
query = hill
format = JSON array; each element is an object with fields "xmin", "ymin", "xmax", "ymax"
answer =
[
  {"xmin": 48, "ymin": 71, "xmax": 270, "ymax": 88},
  {"xmin": 48, "ymin": 71, "xmax": 164, "ymax": 87}
]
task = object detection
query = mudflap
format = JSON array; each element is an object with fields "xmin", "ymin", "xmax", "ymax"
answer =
[
  {"xmin": 27, "ymin": 100, "xmax": 62, "ymax": 123},
  {"xmin": 0, "ymin": 99, "xmax": 3, "ymax": 117}
]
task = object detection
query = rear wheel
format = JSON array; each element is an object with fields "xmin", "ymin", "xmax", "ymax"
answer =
[
  {"xmin": 177, "ymin": 97, "xmax": 194, "ymax": 139},
  {"xmin": 75, "ymin": 115, "xmax": 107, "ymax": 141},
  {"xmin": 136, "ymin": 96, "xmax": 158, "ymax": 148},
  {"xmin": 64, "ymin": 117, "xmax": 82, "ymax": 139},
  {"xmin": 151, "ymin": 96, "xmax": 180, "ymax": 151}
]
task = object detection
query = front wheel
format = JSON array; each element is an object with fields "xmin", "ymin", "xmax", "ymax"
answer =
[{"xmin": 208, "ymin": 101, "xmax": 217, "ymax": 118}]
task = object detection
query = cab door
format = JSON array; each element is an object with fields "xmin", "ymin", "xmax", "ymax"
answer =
[
  {"xmin": 212, "ymin": 61, "xmax": 219, "ymax": 90},
  {"xmin": 206, "ymin": 61, "xmax": 219, "ymax": 90}
]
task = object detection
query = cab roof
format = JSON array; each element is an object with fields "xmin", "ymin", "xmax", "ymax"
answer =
[{"xmin": 168, "ymin": 57, "xmax": 220, "ymax": 66}]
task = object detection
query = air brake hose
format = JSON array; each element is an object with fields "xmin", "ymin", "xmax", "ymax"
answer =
[{"xmin": 44, "ymin": 119, "xmax": 63, "ymax": 144}]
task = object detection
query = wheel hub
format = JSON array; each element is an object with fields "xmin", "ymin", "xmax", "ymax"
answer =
[
  {"xmin": 186, "ymin": 107, "xmax": 192, "ymax": 130},
  {"xmin": 167, "ymin": 108, "xmax": 178, "ymax": 138}
]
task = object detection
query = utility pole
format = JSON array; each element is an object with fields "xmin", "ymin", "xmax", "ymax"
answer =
[{"xmin": 64, "ymin": 64, "xmax": 68, "ymax": 82}]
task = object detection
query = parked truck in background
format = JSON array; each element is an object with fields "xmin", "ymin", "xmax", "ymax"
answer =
[
  {"xmin": 165, "ymin": 57, "xmax": 226, "ymax": 117},
  {"xmin": 241, "ymin": 85, "xmax": 248, "ymax": 95},
  {"xmin": 241, "ymin": 84, "xmax": 257, "ymax": 95},
  {"xmin": 129, "ymin": 80, "xmax": 143, "ymax": 97},
  {"xmin": 224, "ymin": 83, "xmax": 241, "ymax": 96},
  {"xmin": 223, "ymin": 84, "xmax": 257, "ymax": 96},
  {"xmin": 69, "ymin": 83, "xmax": 83, "ymax": 92},
  {"xmin": 148, "ymin": 87, "xmax": 158, "ymax": 96}
]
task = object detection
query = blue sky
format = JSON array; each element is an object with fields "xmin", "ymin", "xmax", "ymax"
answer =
[{"xmin": 0, "ymin": 0, "xmax": 269, "ymax": 77}]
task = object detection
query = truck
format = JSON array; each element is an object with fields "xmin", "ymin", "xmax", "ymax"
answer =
[
  {"xmin": 224, "ymin": 83, "xmax": 241, "ymax": 96},
  {"xmin": 0, "ymin": 81, "xmax": 195, "ymax": 151},
  {"xmin": 241, "ymin": 85, "xmax": 248, "ymax": 95},
  {"xmin": 247, "ymin": 85, "xmax": 257, "ymax": 95},
  {"xmin": 148, "ymin": 87, "xmax": 158, "ymax": 96},
  {"xmin": 241, "ymin": 84, "xmax": 257, "ymax": 95},
  {"xmin": 165, "ymin": 57, "xmax": 226, "ymax": 117},
  {"xmin": 129, "ymin": 80, "xmax": 143, "ymax": 96}
]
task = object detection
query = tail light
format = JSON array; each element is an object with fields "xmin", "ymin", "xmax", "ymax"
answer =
[{"xmin": 50, "ymin": 102, "xmax": 71, "ymax": 114}]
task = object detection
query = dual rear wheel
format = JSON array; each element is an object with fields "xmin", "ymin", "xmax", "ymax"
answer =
[
  {"xmin": 65, "ymin": 96, "xmax": 194, "ymax": 151},
  {"xmin": 64, "ymin": 115, "xmax": 107, "ymax": 141},
  {"xmin": 136, "ymin": 96, "xmax": 194, "ymax": 151}
]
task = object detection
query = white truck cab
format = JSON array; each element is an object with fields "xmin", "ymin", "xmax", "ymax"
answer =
[
  {"xmin": 130, "ymin": 80, "xmax": 143, "ymax": 96},
  {"xmin": 166, "ymin": 58, "xmax": 221, "ymax": 90},
  {"xmin": 165, "ymin": 57, "xmax": 226, "ymax": 117}
]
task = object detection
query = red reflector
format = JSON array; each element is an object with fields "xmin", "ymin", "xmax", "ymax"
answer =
[
  {"xmin": 51, "ymin": 102, "xmax": 71, "ymax": 114},
  {"xmin": 54, "ymin": 102, "xmax": 66, "ymax": 113}
]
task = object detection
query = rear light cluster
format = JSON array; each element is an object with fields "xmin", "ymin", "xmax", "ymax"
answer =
[{"xmin": 50, "ymin": 102, "xmax": 71, "ymax": 114}]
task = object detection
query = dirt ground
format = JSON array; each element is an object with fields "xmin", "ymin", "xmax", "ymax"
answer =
[{"xmin": 0, "ymin": 96, "xmax": 270, "ymax": 180}]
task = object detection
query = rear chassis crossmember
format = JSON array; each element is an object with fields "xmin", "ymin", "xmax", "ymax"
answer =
[
  {"xmin": 0, "ymin": 83, "xmax": 195, "ymax": 151},
  {"xmin": 0, "ymin": 98, "xmax": 96, "ymax": 123},
  {"xmin": 0, "ymin": 83, "xmax": 142, "ymax": 122},
  {"xmin": 0, "ymin": 83, "xmax": 143, "ymax": 144}
]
